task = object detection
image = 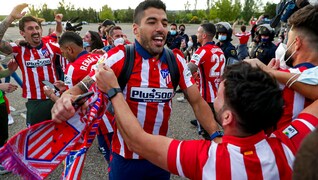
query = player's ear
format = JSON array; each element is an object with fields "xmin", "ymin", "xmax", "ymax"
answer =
[{"xmin": 133, "ymin": 23, "xmax": 139, "ymax": 37}]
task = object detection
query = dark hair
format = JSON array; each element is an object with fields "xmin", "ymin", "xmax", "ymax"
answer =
[
  {"xmin": 19, "ymin": 16, "xmax": 42, "ymax": 31},
  {"xmin": 222, "ymin": 62, "xmax": 283, "ymax": 134},
  {"xmin": 288, "ymin": 5, "xmax": 318, "ymax": 49},
  {"xmin": 134, "ymin": 0, "xmax": 166, "ymax": 24},
  {"xmin": 241, "ymin": 25, "xmax": 246, "ymax": 32},
  {"xmin": 179, "ymin": 24, "xmax": 185, "ymax": 29},
  {"xmin": 102, "ymin": 19, "xmax": 115, "ymax": 27},
  {"xmin": 201, "ymin": 23, "xmax": 216, "ymax": 38},
  {"xmin": 88, "ymin": 30, "xmax": 104, "ymax": 51},
  {"xmin": 58, "ymin": 31, "xmax": 83, "ymax": 47},
  {"xmin": 293, "ymin": 128, "xmax": 318, "ymax": 180},
  {"xmin": 191, "ymin": 34, "xmax": 198, "ymax": 49},
  {"xmin": 170, "ymin": 23, "xmax": 177, "ymax": 28},
  {"xmin": 109, "ymin": 26, "xmax": 122, "ymax": 37}
]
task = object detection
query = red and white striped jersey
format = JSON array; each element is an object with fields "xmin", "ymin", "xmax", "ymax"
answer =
[
  {"xmin": 190, "ymin": 42, "xmax": 225, "ymax": 103},
  {"xmin": 11, "ymin": 41, "xmax": 62, "ymax": 99},
  {"xmin": 64, "ymin": 52, "xmax": 100, "ymax": 89},
  {"xmin": 168, "ymin": 113, "xmax": 318, "ymax": 180},
  {"xmin": 235, "ymin": 32, "xmax": 251, "ymax": 45},
  {"xmin": 91, "ymin": 41, "xmax": 194, "ymax": 159},
  {"xmin": 42, "ymin": 33, "xmax": 58, "ymax": 43},
  {"xmin": 276, "ymin": 64, "xmax": 314, "ymax": 130}
]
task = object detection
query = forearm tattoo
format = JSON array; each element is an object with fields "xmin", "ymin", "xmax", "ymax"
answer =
[
  {"xmin": 77, "ymin": 76, "xmax": 95, "ymax": 93},
  {"xmin": 0, "ymin": 17, "xmax": 12, "ymax": 41},
  {"xmin": 0, "ymin": 41, "xmax": 13, "ymax": 55}
]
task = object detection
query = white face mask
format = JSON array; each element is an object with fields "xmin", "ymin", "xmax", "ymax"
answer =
[
  {"xmin": 113, "ymin": 37, "xmax": 125, "ymax": 46},
  {"xmin": 275, "ymin": 40, "xmax": 296, "ymax": 69},
  {"xmin": 297, "ymin": 66, "xmax": 318, "ymax": 85},
  {"xmin": 187, "ymin": 41, "xmax": 193, "ymax": 48}
]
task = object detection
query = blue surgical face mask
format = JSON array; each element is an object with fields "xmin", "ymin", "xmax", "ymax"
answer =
[
  {"xmin": 218, "ymin": 35, "xmax": 227, "ymax": 41},
  {"xmin": 261, "ymin": 38, "xmax": 269, "ymax": 43},
  {"xmin": 83, "ymin": 41, "xmax": 90, "ymax": 48},
  {"xmin": 170, "ymin": 30, "xmax": 177, "ymax": 36}
]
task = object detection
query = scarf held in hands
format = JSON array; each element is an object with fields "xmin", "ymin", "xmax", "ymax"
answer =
[{"xmin": 0, "ymin": 88, "xmax": 107, "ymax": 179}]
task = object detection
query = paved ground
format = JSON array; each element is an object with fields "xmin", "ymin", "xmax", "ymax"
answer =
[{"xmin": 1, "ymin": 23, "xmax": 245, "ymax": 179}]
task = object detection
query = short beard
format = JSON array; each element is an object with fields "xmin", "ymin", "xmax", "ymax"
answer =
[{"xmin": 213, "ymin": 104, "xmax": 227, "ymax": 126}]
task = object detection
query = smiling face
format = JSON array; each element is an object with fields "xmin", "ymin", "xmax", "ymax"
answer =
[
  {"xmin": 20, "ymin": 21, "xmax": 43, "ymax": 46},
  {"xmin": 133, "ymin": 7, "xmax": 168, "ymax": 59}
]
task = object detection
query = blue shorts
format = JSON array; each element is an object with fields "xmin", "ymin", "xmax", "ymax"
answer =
[{"xmin": 109, "ymin": 152, "xmax": 170, "ymax": 180}]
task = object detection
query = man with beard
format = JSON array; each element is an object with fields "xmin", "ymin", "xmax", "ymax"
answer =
[
  {"xmin": 93, "ymin": 61, "xmax": 318, "ymax": 179},
  {"xmin": 0, "ymin": 4, "xmax": 63, "ymax": 126},
  {"xmin": 51, "ymin": 0, "xmax": 218, "ymax": 179},
  {"xmin": 246, "ymin": 4, "xmax": 318, "ymax": 133}
]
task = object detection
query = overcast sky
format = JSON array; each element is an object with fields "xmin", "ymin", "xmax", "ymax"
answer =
[{"xmin": 0, "ymin": 0, "xmax": 279, "ymax": 15}]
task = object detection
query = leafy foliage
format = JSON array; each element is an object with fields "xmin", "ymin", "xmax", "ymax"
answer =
[{"xmin": 21, "ymin": 0, "xmax": 277, "ymax": 24}]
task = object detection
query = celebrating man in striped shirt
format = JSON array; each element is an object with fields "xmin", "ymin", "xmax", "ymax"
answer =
[
  {"xmin": 0, "ymin": 4, "xmax": 63, "ymax": 126},
  {"xmin": 95, "ymin": 61, "xmax": 318, "ymax": 179}
]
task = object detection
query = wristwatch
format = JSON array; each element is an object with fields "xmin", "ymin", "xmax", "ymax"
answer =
[
  {"xmin": 210, "ymin": 131, "xmax": 224, "ymax": 140},
  {"xmin": 107, "ymin": 88, "xmax": 122, "ymax": 100}
]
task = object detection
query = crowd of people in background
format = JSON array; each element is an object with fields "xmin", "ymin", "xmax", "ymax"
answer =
[{"xmin": 0, "ymin": 0, "xmax": 318, "ymax": 179}]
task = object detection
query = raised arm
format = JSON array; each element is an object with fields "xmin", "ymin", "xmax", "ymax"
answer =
[
  {"xmin": 232, "ymin": 21, "xmax": 238, "ymax": 35},
  {"xmin": 183, "ymin": 84, "xmax": 220, "ymax": 136},
  {"xmin": 245, "ymin": 58, "xmax": 318, "ymax": 100},
  {"xmin": 0, "ymin": 3, "xmax": 28, "ymax": 54},
  {"xmin": 95, "ymin": 63, "xmax": 173, "ymax": 171},
  {"xmin": 54, "ymin": 13, "xmax": 63, "ymax": 38}
]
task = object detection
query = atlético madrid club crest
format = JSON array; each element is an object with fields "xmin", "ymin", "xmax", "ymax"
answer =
[
  {"xmin": 161, "ymin": 69, "xmax": 171, "ymax": 85},
  {"xmin": 26, "ymin": 122, "xmax": 80, "ymax": 161}
]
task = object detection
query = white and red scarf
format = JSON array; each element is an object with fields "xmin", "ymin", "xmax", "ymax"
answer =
[{"xmin": 0, "ymin": 86, "xmax": 107, "ymax": 180}]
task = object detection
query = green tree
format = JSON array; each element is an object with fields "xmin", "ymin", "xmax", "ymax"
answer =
[
  {"xmin": 28, "ymin": 4, "xmax": 40, "ymax": 17},
  {"xmin": 232, "ymin": 0, "xmax": 241, "ymax": 20},
  {"xmin": 264, "ymin": 2, "xmax": 277, "ymax": 18},
  {"xmin": 99, "ymin": 5, "xmax": 114, "ymax": 22},
  {"xmin": 57, "ymin": 0, "xmax": 67, "ymax": 20},
  {"xmin": 40, "ymin": 4, "xmax": 54, "ymax": 21},
  {"xmin": 214, "ymin": 0, "xmax": 233, "ymax": 21},
  {"xmin": 241, "ymin": 0, "xmax": 260, "ymax": 23}
]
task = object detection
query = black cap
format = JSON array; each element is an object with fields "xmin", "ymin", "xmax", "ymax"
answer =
[{"xmin": 102, "ymin": 19, "xmax": 115, "ymax": 27}]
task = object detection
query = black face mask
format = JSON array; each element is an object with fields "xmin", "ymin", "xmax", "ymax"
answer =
[
  {"xmin": 285, "ymin": 49, "xmax": 295, "ymax": 67},
  {"xmin": 180, "ymin": 28, "xmax": 185, "ymax": 32}
]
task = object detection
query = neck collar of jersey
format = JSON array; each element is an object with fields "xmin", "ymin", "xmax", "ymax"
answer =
[
  {"xmin": 76, "ymin": 50, "xmax": 89, "ymax": 60},
  {"xmin": 293, "ymin": 62, "xmax": 315, "ymax": 69},
  {"xmin": 135, "ymin": 39, "xmax": 166, "ymax": 63},
  {"xmin": 26, "ymin": 41, "xmax": 43, "ymax": 50},
  {"xmin": 222, "ymin": 131, "xmax": 266, "ymax": 146},
  {"xmin": 204, "ymin": 41, "xmax": 215, "ymax": 46}
]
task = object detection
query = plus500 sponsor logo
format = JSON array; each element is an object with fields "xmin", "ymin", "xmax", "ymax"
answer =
[
  {"xmin": 130, "ymin": 87, "xmax": 174, "ymax": 103},
  {"xmin": 26, "ymin": 58, "xmax": 51, "ymax": 68}
]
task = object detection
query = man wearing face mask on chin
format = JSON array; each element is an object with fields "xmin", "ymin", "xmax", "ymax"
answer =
[
  {"xmin": 166, "ymin": 23, "xmax": 182, "ymax": 50},
  {"xmin": 102, "ymin": 26, "xmax": 130, "ymax": 52},
  {"xmin": 215, "ymin": 22, "xmax": 238, "ymax": 65},
  {"xmin": 251, "ymin": 24, "xmax": 277, "ymax": 65},
  {"xmin": 245, "ymin": 4, "xmax": 318, "ymax": 134}
]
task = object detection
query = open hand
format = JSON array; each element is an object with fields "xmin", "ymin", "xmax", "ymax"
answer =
[{"xmin": 10, "ymin": 3, "xmax": 28, "ymax": 20}]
